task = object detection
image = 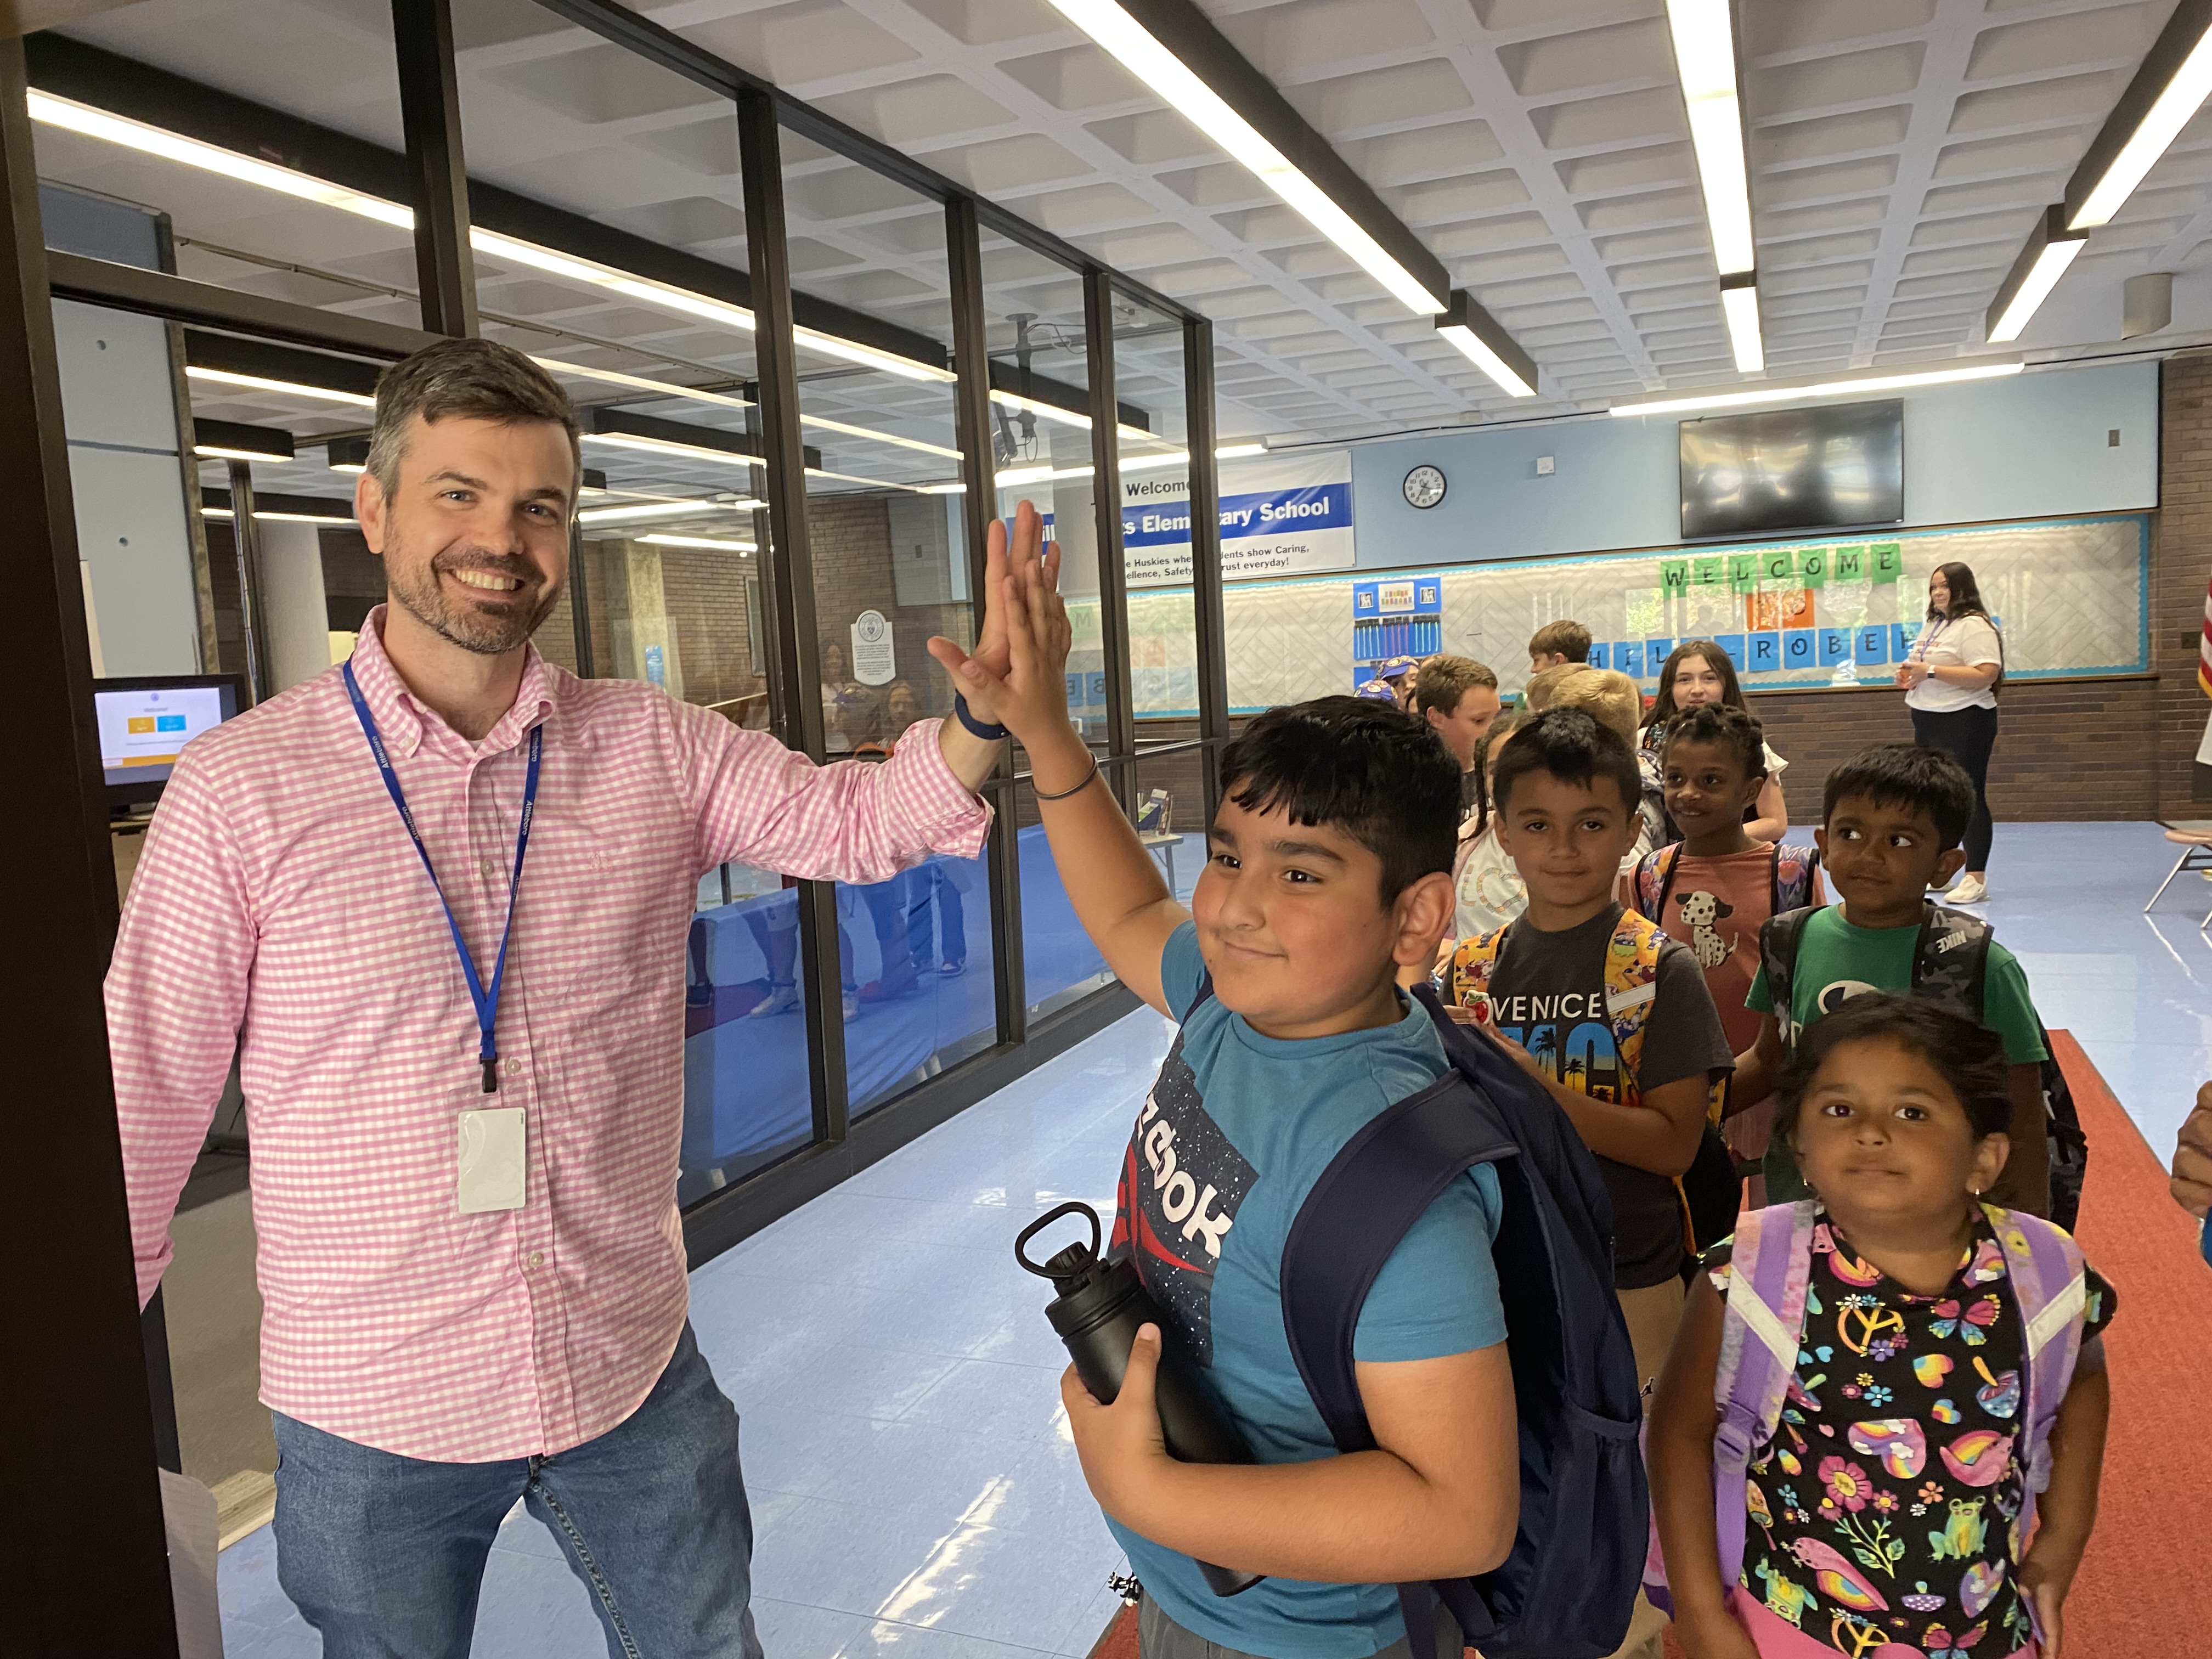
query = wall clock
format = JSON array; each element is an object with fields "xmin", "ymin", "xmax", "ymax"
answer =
[{"xmin": 1402, "ymin": 464, "xmax": 1446, "ymax": 509}]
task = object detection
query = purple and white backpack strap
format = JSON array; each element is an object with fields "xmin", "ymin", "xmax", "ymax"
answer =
[
  {"xmin": 1712, "ymin": 1201, "xmax": 1818, "ymax": 1592},
  {"xmin": 1987, "ymin": 1204, "xmax": 2088, "ymax": 1571},
  {"xmin": 1643, "ymin": 1200, "xmax": 1818, "ymax": 1613}
]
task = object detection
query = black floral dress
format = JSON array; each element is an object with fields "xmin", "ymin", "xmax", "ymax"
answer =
[{"xmin": 1703, "ymin": 1207, "xmax": 2114, "ymax": 1658}]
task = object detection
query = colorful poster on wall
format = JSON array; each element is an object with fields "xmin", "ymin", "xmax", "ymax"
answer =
[{"xmin": 1122, "ymin": 450, "xmax": 1355, "ymax": 589}]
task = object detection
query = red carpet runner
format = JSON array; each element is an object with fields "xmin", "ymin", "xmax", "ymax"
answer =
[{"xmin": 1087, "ymin": 1031, "xmax": 2209, "ymax": 1659}]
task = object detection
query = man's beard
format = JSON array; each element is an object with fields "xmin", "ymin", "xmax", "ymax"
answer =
[{"xmin": 387, "ymin": 547, "xmax": 560, "ymax": 657}]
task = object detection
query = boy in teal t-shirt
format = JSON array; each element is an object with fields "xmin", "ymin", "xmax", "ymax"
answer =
[
  {"xmin": 1733, "ymin": 742, "xmax": 2050, "ymax": 1212},
  {"xmin": 979, "ymin": 504, "xmax": 1520, "ymax": 1659}
]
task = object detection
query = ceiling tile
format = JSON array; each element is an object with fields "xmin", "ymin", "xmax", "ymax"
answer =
[
  {"xmin": 1555, "ymin": 141, "xmax": 1695, "ymax": 195},
  {"xmin": 1948, "ymin": 70, "xmax": 2125, "ymax": 133},
  {"xmin": 1742, "ymin": 0, "xmax": 1937, "ymax": 56},
  {"xmin": 1528, "ymin": 87, "xmax": 1684, "ymax": 150},
  {"xmin": 1753, "ymin": 106, "xmax": 1911, "ymax": 169},
  {"xmin": 679, "ymin": 1, "xmax": 922, "ymax": 84},
  {"xmin": 812, "ymin": 75, "xmax": 1017, "ymax": 145},
  {"xmin": 1216, "ymin": 0, "xmax": 1438, "ymax": 78},
  {"xmin": 1964, "ymin": 5, "xmax": 2159, "ymax": 82},
  {"xmin": 1283, "ymin": 60, "xmax": 1476, "ymax": 139},
  {"xmin": 1392, "ymin": 170, "xmax": 1535, "ymax": 223},
  {"xmin": 1762, "ymin": 156, "xmax": 1900, "ymax": 202},
  {"xmin": 1931, "ymin": 129, "xmax": 2090, "ymax": 180},
  {"xmin": 1497, "ymin": 17, "xmax": 1672, "ymax": 98},
  {"xmin": 1343, "ymin": 120, "xmax": 1506, "ymax": 185},
  {"xmin": 1751, "ymin": 43, "xmax": 1926, "ymax": 120},
  {"xmin": 996, "ymin": 43, "xmax": 1148, "ymax": 111}
]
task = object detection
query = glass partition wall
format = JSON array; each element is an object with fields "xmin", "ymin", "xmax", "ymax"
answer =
[{"xmin": 19, "ymin": 0, "xmax": 1225, "ymax": 1260}]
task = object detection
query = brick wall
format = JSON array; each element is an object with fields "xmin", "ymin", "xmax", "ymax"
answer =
[
  {"xmin": 2159, "ymin": 351, "xmax": 2212, "ymax": 817},
  {"xmin": 1746, "ymin": 679, "xmax": 2160, "ymax": 825}
]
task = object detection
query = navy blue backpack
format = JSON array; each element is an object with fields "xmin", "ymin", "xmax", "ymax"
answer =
[{"xmin": 1278, "ymin": 982, "xmax": 1648, "ymax": 1659}]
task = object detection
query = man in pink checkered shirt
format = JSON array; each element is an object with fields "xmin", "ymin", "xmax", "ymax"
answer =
[{"xmin": 106, "ymin": 338, "xmax": 1070, "ymax": 1656}]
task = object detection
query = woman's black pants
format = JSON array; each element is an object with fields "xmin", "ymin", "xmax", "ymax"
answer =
[{"xmin": 1910, "ymin": 703, "xmax": 1997, "ymax": 873}]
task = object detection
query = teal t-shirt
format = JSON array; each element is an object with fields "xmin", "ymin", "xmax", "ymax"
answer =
[
  {"xmin": 1108, "ymin": 921, "xmax": 1508, "ymax": 1659},
  {"xmin": 1744, "ymin": 905, "xmax": 2048, "ymax": 1065},
  {"xmin": 1745, "ymin": 906, "xmax": 2047, "ymax": 1199}
]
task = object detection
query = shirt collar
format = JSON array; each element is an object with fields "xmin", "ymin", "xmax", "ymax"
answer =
[{"xmin": 347, "ymin": 604, "xmax": 556, "ymax": 760}]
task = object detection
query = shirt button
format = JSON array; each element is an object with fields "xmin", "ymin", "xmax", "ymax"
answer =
[
  {"xmin": 527, "ymin": 1251, "xmax": 544, "ymax": 1268},
  {"xmin": 506, "ymin": 1057, "xmax": 523, "ymax": 1076},
  {"xmin": 481, "ymin": 861, "xmax": 498, "ymax": 881}
]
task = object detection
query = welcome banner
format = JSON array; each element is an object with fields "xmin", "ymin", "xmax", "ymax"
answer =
[{"xmin": 1119, "ymin": 451, "xmax": 1356, "ymax": 589}]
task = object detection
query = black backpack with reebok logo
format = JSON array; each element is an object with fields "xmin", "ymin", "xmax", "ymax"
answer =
[{"xmin": 1758, "ymin": 901, "xmax": 2087, "ymax": 1229}]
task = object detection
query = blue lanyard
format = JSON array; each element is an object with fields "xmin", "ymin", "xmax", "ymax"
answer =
[{"xmin": 342, "ymin": 662, "xmax": 542, "ymax": 1093}]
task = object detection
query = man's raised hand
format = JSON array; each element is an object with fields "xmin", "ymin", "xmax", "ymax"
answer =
[{"xmin": 928, "ymin": 499, "xmax": 1069, "ymax": 740}]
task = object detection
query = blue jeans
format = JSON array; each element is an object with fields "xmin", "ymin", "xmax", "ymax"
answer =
[{"xmin": 272, "ymin": 1325, "xmax": 764, "ymax": 1659}]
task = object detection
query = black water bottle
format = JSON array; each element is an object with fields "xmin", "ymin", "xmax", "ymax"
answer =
[{"xmin": 1016, "ymin": 1201, "xmax": 1263, "ymax": 1598}]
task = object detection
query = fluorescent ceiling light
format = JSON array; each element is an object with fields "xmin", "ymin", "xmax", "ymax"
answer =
[
  {"xmin": 1612, "ymin": 360, "xmax": 2023, "ymax": 417},
  {"xmin": 1720, "ymin": 277, "xmax": 1763, "ymax": 373},
  {"xmin": 1666, "ymin": 0, "xmax": 1755, "ymax": 275},
  {"xmin": 1215, "ymin": 443, "xmax": 1267, "ymax": 460},
  {"xmin": 1037, "ymin": 0, "xmax": 1444, "ymax": 313},
  {"xmin": 185, "ymin": 364, "xmax": 376, "ymax": 408},
  {"xmin": 1985, "ymin": 207, "xmax": 2088, "ymax": 344},
  {"xmin": 2070, "ymin": 13, "xmax": 2212, "ymax": 228},
  {"xmin": 640, "ymin": 534, "xmax": 755, "ymax": 552},
  {"xmin": 1435, "ymin": 291, "xmax": 1538, "ymax": 398},
  {"xmin": 1438, "ymin": 323, "xmax": 1535, "ymax": 398},
  {"xmin": 537, "ymin": 358, "xmax": 752, "ymax": 413},
  {"xmin": 31, "ymin": 92, "xmax": 952, "ymax": 384},
  {"xmin": 578, "ymin": 499, "xmax": 760, "ymax": 524},
  {"xmin": 195, "ymin": 443, "xmax": 292, "ymax": 464},
  {"xmin": 30, "ymin": 91, "xmax": 414, "ymax": 229},
  {"xmin": 582, "ymin": 431, "xmax": 762, "ymax": 471},
  {"xmin": 1987, "ymin": 239, "xmax": 2085, "ymax": 342},
  {"xmin": 201, "ymin": 506, "xmax": 356, "ymax": 526},
  {"xmin": 991, "ymin": 389, "xmax": 1093, "ymax": 431}
]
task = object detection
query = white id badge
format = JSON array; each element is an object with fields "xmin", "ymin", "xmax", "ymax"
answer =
[{"xmin": 456, "ymin": 1107, "xmax": 528, "ymax": 1214}]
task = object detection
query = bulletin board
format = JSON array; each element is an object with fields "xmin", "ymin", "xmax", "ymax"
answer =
[{"xmin": 1189, "ymin": 513, "xmax": 2149, "ymax": 716}]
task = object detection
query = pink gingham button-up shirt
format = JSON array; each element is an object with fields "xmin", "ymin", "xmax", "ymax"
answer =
[{"xmin": 106, "ymin": 611, "xmax": 990, "ymax": 1462}]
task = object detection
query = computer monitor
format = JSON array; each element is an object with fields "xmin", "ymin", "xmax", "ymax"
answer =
[{"xmin": 94, "ymin": 674, "xmax": 246, "ymax": 812}]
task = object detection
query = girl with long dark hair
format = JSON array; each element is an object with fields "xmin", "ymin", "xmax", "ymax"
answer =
[
  {"xmin": 1639, "ymin": 639, "xmax": 1790, "ymax": 840},
  {"xmin": 1898, "ymin": 561, "xmax": 2002, "ymax": 902}
]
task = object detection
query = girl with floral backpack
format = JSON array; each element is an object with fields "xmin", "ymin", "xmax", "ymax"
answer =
[{"xmin": 1645, "ymin": 995, "xmax": 2112, "ymax": 1659}]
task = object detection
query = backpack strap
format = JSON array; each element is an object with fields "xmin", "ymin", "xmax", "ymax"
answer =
[
  {"xmin": 1912, "ymin": 902, "xmax": 1991, "ymax": 1021},
  {"xmin": 1759, "ymin": 906, "xmax": 1821, "ymax": 1053},
  {"xmin": 1711, "ymin": 1200, "xmax": 1820, "ymax": 1594},
  {"xmin": 1279, "ymin": 1013, "xmax": 1525, "ymax": 1658},
  {"xmin": 1984, "ymin": 1204, "xmax": 2089, "ymax": 1587},
  {"xmin": 1448, "ymin": 922, "xmax": 1511, "ymax": 1013},
  {"xmin": 1630, "ymin": 844, "xmax": 1676, "ymax": 922},
  {"xmin": 1770, "ymin": 844, "xmax": 1816, "ymax": 916},
  {"xmin": 1602, "ymin": 911, "xmax": 1666, "ymax": 1099}
]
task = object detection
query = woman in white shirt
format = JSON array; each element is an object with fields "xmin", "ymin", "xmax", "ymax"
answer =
[{"xmin": 1897, "ymin": 561, "xmax": 2002, "ymax": 902}]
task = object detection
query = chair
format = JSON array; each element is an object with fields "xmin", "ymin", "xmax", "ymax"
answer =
[{"xmin": 2147, "ymin": 821, "xmax": 2212, "ymax": 928}]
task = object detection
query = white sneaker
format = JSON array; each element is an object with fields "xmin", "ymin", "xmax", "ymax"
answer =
[
  {"xmin": 1947, "ymin": 874, "xmax": 1988, "ymax": 904},
  {"xmin": 748, "ymin": 983, "xmax": 799, "ymax": 1018}
]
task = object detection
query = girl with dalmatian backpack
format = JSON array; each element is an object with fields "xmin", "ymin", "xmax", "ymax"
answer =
[
  {"xmin": 1627, "ymin": 703, "xmax": 1822, "ymax": 1205},
  {"xmin": 1644, "ymin": 995, "xmax": 2113, "ymax": 1659}
]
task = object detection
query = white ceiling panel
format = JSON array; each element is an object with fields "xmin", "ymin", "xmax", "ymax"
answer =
[{"xmin": 49, "ymin": 0, "xmax": 2212, "ymax": 448}]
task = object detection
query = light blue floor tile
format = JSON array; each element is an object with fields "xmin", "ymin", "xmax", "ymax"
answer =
[
  {"xmin": 754, "ymin": 1596, "xmax": 878, "ymax": 1659},
  {"xmin": 216, "ymin": 822, "xmax": 2207, "ymax": 1658}
]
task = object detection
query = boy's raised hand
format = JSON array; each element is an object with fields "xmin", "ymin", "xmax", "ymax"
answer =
[{"xmin": 927, "ymin": 499, "xmax": 1070, "ymax": 742}]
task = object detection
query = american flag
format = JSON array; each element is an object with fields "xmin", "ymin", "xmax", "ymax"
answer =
[{"xmin": 2203, "ymin": 566, "xmax": 2212, "ymax": 696}]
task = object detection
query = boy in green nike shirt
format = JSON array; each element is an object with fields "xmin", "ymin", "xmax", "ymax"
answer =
[{"xmin": 1730, "ymin": 743, "xmax": 2050, "ymax": 1214}]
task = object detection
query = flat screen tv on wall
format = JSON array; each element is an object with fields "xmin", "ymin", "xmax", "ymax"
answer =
[{"xmin": 1678, "ymin": 398, "xmax": 1904, "ymax": 540}]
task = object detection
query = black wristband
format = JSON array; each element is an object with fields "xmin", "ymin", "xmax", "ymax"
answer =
[{"xmin": 951, "ymin": 692, "xmax": 1008, "ymax": 742}]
